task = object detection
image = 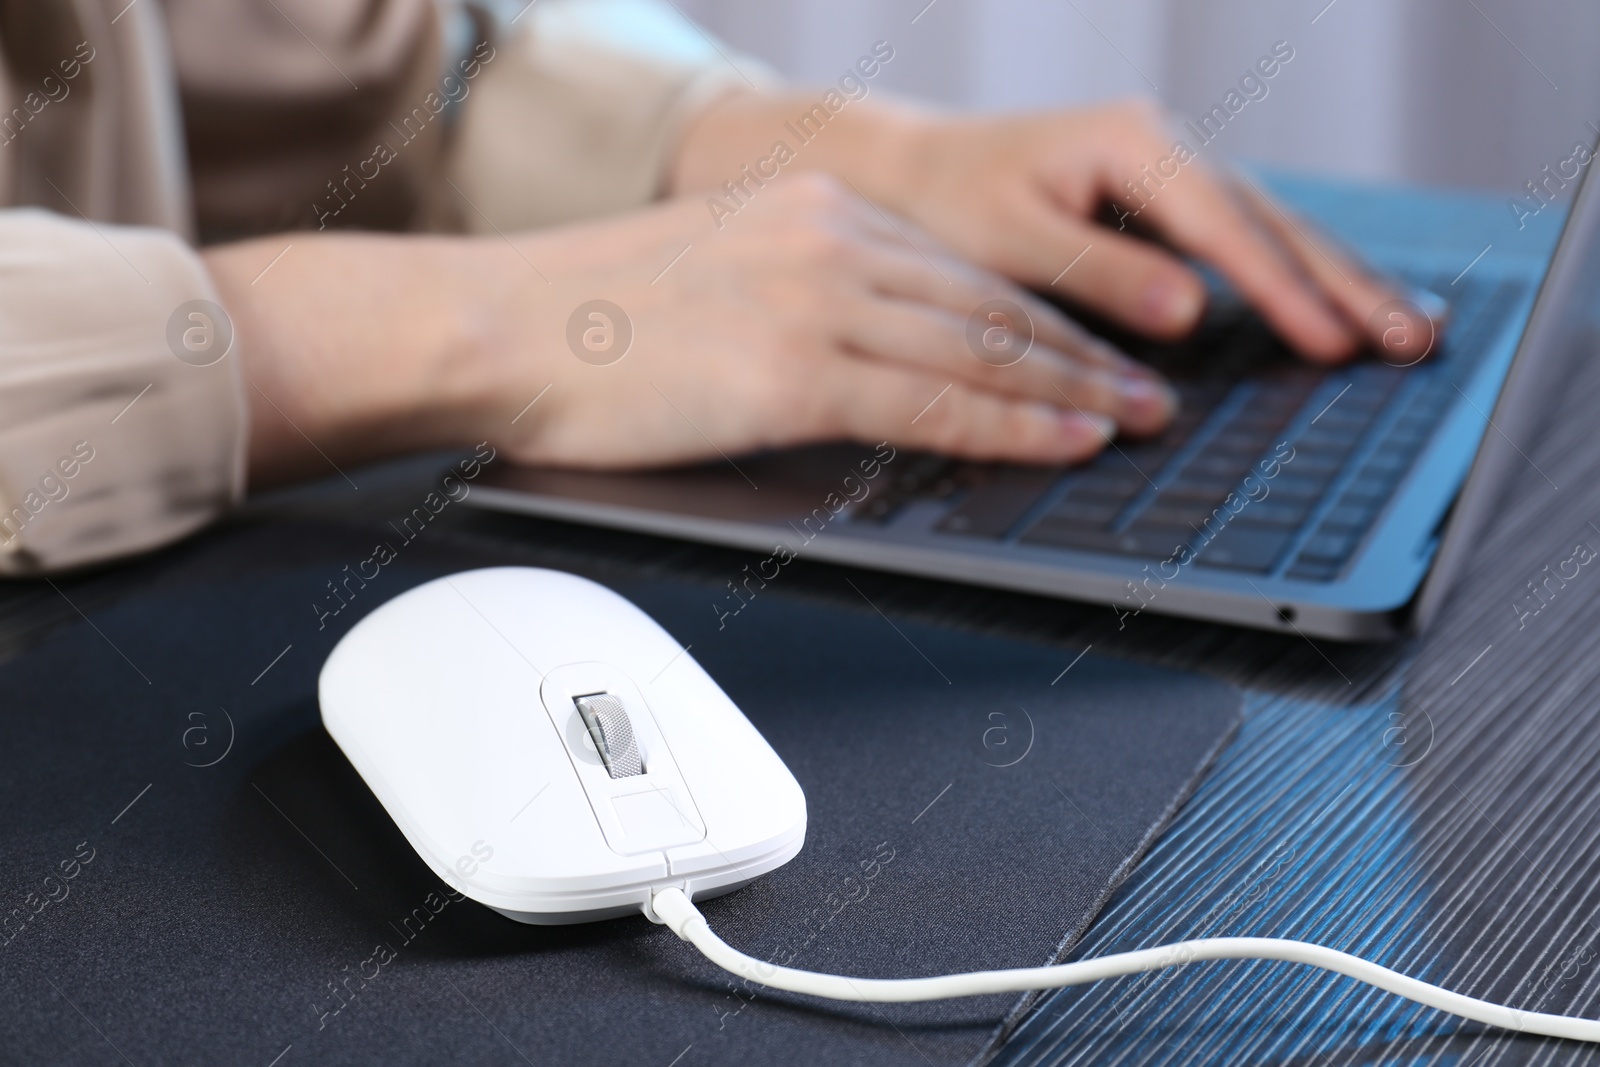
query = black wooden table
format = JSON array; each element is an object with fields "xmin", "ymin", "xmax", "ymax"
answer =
[{"xmin": 3, "ymin": 179, "xmax": 1596, "ymax": 1066}]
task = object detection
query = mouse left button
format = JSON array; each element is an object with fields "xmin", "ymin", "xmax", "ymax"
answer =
[{"xmin": 573, "ymin": 694, "xmax": 644, "ymax": 779}]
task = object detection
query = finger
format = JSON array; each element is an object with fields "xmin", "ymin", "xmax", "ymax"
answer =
[
  {"xmin": 837, "ymin": 232, "xmax": 1161, "ymax": 383},
  {"xmin": 837, "ymin": 295, "xmax": 1175, "ymax": 435},
  {"xmin": 1230, "ymin": 177, "xmax": 1448, "ymax": 355},
  {"xmin": 998, "ymin": 202, "xmax": 1207, "ymax": 339},
  {"xmin": 821, "ymin": 194, "xmax": 1173, "ymax": 382},
  {"xmin": 1100, "ymin": 155, "xmax": 1362, "ymax": 361},
  {"xmin": 825, "ymin": 358, "xmax": 1115, "ymax": 465}
]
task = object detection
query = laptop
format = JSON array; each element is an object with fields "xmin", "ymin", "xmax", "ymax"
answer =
[{"xmin": 469, "ymin": 161, "xmax": 1600, "ymax": 641}]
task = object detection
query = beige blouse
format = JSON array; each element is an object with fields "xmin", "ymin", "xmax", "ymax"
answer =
[{"xmin": 0, "ymin": 0, "xmax": 767, "ymax": 574}]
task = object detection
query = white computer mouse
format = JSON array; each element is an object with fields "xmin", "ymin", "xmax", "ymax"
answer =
[{"xmin": 318, "ymin": 567, "xmax": 807, "ymax": 924}]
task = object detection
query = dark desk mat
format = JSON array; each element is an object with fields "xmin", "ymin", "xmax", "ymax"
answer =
[{"xmin": 0, "ymin": 521, "xmax": 1238, "ymax": 1066}]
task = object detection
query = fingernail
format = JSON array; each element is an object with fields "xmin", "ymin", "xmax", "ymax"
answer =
[
  {"xmin": 1113, "ymin": 354, "xmax": 1162, "ymax": 381},
  {"xmin": 1409, "ymin": 286, "xmax": 1450, "ymax": 322},
  {"xmin": 1142, "ymin": 277, "xmax": 1204, "ymax": 330},
  {"xmin": 1066, "ymin": 410, "xmax": 1118, "ymax": 441},
  {"xmin": 1117, "ymin": 374, "xmax": 1179, "ymax": 420}
]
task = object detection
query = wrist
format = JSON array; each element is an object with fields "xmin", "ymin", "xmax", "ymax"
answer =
[
  {"xmin": 818, "ymin": 99, "xmax": 938, "ymax": 209},
  {"xmin": 667, "ymin": 90, "xmax": 937, "ymax": 212},
  {"xmin": 204, "ymin": 233, "xmax": 495, "ymax": 488}
]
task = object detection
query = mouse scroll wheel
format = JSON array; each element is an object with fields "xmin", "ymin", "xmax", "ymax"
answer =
[{"xmin": 573, "ymin": 694, "xmax": 644, "ymax": 779}]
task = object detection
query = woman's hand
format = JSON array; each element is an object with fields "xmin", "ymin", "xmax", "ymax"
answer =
[
  {"xmin": 207, "ymin": 173, "xmax": 1174, "ymax": 487},
  {"xmin": 671, "ymin": 95, "xmax": 1443, "ymax": 362}
]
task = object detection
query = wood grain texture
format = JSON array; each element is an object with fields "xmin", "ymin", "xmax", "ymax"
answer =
[{"xmin": 0, "ymin": 179, "xmax": 1590, "ymax": 1065}]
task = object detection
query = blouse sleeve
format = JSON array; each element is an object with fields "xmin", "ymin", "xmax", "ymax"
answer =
[
  {"xmin": 0, "ymin": 0, "xmax": 774, "ymax": 575},
  {"xmin": 0, "ymin": 209, "xmax": 247, "ymax": 575},
  {"xmin": 445, "ymin": 0, "xmax": 780, "ymax": 232}
]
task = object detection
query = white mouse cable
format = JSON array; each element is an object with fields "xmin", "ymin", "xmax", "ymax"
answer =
[{"xmin": 650, "ymin": 887, "xmax": 1600, "ymax": 1042}]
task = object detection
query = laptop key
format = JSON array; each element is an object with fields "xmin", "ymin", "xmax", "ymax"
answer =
[
  {"xmin": 1339, "ymin": 482, "xmax": 1391, "ymax": 510},
  {"xmin": 1140, "ymin": 502, "xmax": 1217, "ymax": 528},
  {"xmin": 854, "ymin": 496, "xmax": 899, "ymax": 524},
  {"xmin": 1268, "ymin": 475, "xmax": 1332, "ymax": 505},
  {"xmin": 1281, "ymin": 452, "xmax": 1346, "ymax": 479},
  {"xmin": 1022, "ymin": 520, "xmax": 1191, "ymax": 558},
  {"xmin": 1335, "ymin": 391, "xmax": 1391, "ymax": 416},
  {"xmin": 853, "ymin": 454, "xmax": 958, "ymax": 523},
  {"xmin": 1362, "ymin": 450, "xmax": 1412, "ymax": 476},
  {"xmin": 1320, "ymin": 501, "xmax": 1378, "ymax": 532},
  {"xmin": 888, "ymin": 457, "xmax": 953, "ymax": 495},
  {"xmin": 1106, "ymin": 524, "xmax": 1198, "ymax": 557},
  {"xmin": 936, "ymin": 471, "xmax": 1059, "ymax": 538},
  {"xmin": 1294, "ymin": 425, "xmax": 1358, "ymax": 452},
  {"xmin": 1209, "ymin": 425, "xmax": 1280, "ymax": 450},
  {"xmin": 1192, "ymin": 524, "xmax": 1295, "ymax": 572},
  {"xmin": 938, "ymin": 489, "xmax": 1042, "ymax": 538},
  {"xmin": 1348, "ymin": 364, "xmax": 1408, "ymax": 391},
  {"xmin": 1309, "ymin": 407, "xmax": 1375, "ymax": 435},
  {"xmin": 1184, "ymin": 454, "xmax": 1254, "ymax": 482},
  {"xmin": 1287, "ymin": 559, "xmax": 1343, "ymax": 582},
  {"xmin": 1299, "ymin": 530, "xmax": 1361, "ymax": 564},
  {"xmin": 1406, "ymin": 384, "xmax": 1454, "ymax": 416},
  {"xmin": 1232, "ymin": 499, "xmax": 1309, "ymax": 528},
  {"xmin": 1019, "ymin": 522, "xmax": 1125, "ymax": 555},
  {"xmin": 1228, "ymin": 413, "xmax": 1297, "ymax": 441},
  {"xmin": 1047, "ymin": 498, "xmax": 1122, "ymax": 524},
  {"xmin": 1382, "ymin": 422, "xmax": 1434, "ymax": 451},
  {"xmin": 1164, "ymin": 473, "xmax": 1250, "ymax": 503},
  {"xmin": 1117, "ymin": 442, "xmax": 1179, "ymax": 471},
  {"xmin": 1071, "ymin": 471, "xmax": 1148, "ymax": 499}
]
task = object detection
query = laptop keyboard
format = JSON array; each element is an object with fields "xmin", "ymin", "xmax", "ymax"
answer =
[{"xmin": 852, "ymin": 271, "xmax": 1528, "ymax": 582}]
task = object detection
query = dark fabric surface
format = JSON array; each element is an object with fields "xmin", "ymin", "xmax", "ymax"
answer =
[{"xmin": 0, "ymin": 520, "xmax": 1238, "ymax": 1066}]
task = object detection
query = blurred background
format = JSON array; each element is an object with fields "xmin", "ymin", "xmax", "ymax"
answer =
[{"xmin": 678, "ymin": 0, "xmax": 1599, "ymax": 193}]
